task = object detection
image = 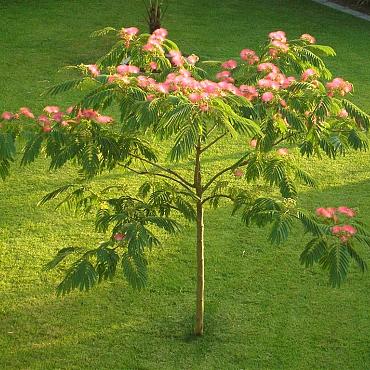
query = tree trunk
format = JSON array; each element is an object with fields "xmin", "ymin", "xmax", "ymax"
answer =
[
  {"xmin": 194, "ymin": 143, "xmax": 204, "ymax": 336},
  {"xmin": 195, "ymin": 199, "xmax": 204, "ymax": 335}
]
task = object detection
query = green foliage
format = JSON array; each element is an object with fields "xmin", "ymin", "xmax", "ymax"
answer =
[
  {"xmin": 1, "ymin": 23, "xmax": 369, "ymax": 295},
  {"xmin": 122, "ymin": 252, "xmax": 147, "ymax": 290},
  {"xmin": 57, "ymin": 258, "xmax": 99, "ymax": 295}
]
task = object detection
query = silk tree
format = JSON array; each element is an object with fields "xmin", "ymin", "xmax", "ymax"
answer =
[{"xmin": 1, "ymin": 27, "xmax": 370, "ymax": 336}]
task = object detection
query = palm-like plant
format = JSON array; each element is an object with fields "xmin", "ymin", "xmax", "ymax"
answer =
[
  {"xmin": 1, "ymin": 27, "xmax": 370, "ymax": 336},
  {"xmin": 144, "ymin": 0, "xmax": 167, "ymax": 33}
]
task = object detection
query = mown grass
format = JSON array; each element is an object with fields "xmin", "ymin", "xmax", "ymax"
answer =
[{"xmin": 0, "ymin": 0, "xmax": 370, "ymax": 369}]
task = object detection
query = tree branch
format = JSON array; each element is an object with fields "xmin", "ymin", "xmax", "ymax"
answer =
[
  {"xmin": 273, "ymin": 133, "xmax": 295, "ymax": 147},
  {"xmin": 203, "ymin": 153, "xmax": 250, "ymax": 192},
  {"xmin": 207, "ymin": 123, "xmax": 219, "ymax": 137},
  {"xmin": 200, "ymin": 132, "xmax": 227, "ymax": 153},
  {"xmin": 128, "ymin": 152, "xmax": 194, "ymax": 188},
  {"xmin": 202, "ymin": 194, "xmax": 233, "ymax": 205},
  {"xmin": 121, "ymin": 164, "xmax": 194, "ymax": 193}
]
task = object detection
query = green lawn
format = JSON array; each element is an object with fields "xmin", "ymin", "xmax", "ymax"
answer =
[{"xmin": 1, "ymin": 0, "xmax": 370, "ymax": 369}]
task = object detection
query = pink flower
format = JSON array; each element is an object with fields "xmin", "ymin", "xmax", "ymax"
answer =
[
  {"xmin": 261, "ymin": 91, "xmax": 274, "ymax": 102},
  {"xmin": 331, "ymin": 224, "xmax": 357, "ymax": 242},
  {"xmin": 216, "ymin": 70, "xmax": 231, "ymax": 81},
  {"xmin": 240, "ymin": 49, "xmax": 259, "ymax": 64},
  {"xmin": 281, "ymin": 76, "xmax": 295, "ymax": 89},
  {"xmin": 1, "ymin": 111, "xmax": 14, "ymax": 120},
  {"xmin": 301, "ymin": 68, "xmax": 316, "ymax": 81},
  {"xmin": 114, "ymin": 233, "xmax": 126, "ymax": 241},
  {"xmin": 269, "ymin": 30, "xmax": 287, "ymax": 43},
  {"xmin": 187, "ymin": 54, "xmax": 199, "ymax": 65},
  {"xmin": 279, "ymin": 99, "xmax": 287, "ymax": 107},
  {"xmin": 250, "ymin": 139, "xmax": 258, "ymax": 148},
  {"xmin": 155, "ymin": 83, "xmax": 170, "ymax": 94},
  {"xmin": 338, "ymin": 109, "xmax": 349, "ymax": 118},
  {"xmin": 124, "ymin": 27, "xmax": 139, "ymax": 36},
  {"xmin": 300, "ymin": 34, "xmax": 316, "ymax": 44},
  {"xmin": 342, "ymin": 224, "xmax": 357, "ymax": 235},
  {"xmin": 277, "ymin": 148, "xmax": 289, "ymax": 156},
  {"xmin": 66, "ymin": 106, "xmax": 74, "ymax": 114},
  {"xmin": 94, "ymin": 115, "xmax": 113, "ymax": 124},
  {"xmin": 257, "ymin": 63, "xmax": 279, "ymax": 73},
  {"xmin": 149, "ymin": 61, "xmax": 158, "ymax": 70},
  {"xmin": 146, "ymin": 94, "xmax": 156, "ymax": 101},
  {"xmin": 316, "ymin": 207, "xmax": 336, "ymax": 219},
  {"xmin": 81, "ymin": 109, "xmax": 98, "ymax": 120},
  {"xmin": 239, "ymin": 85, "xmax": 258, "ymax": 101},
  {"xmin": 258, "ymin": 79, "xmax": 279, "ymax": 90},
  {"xmin": 142, "ymin": 43, "xmax": 154, "ymax": 52},
  {"xmin": 117, "ymin": 65, "xmax": 140, "ymax": 74},
  {"xmin": 271, "ymin": 40, "xmax": 289, "ymax": 53},
  {"xmin": 137, "ymin": 76, "xmax": 151, "ymax": 88},
  {"xmin": 168, "ymin": 50, "xmax": 183, "ymax": 67},
  {"xmin": 1, "ymin": 111, "xmax": 13, "ymax": 120},
  {"xmin": 87, "ymin": 64, "xmax": 100, "ymax": 77},
  {"xmin": 42, "ymin": 124, "xmax": 52, "ymax": 133},
  {"xmin": 331, "ymin": 225, "xmax": 342, "ymax": 234},
  {"xmin": 153, "ymin": 28, "xmax": 168, "ymax": 39},
  {"xmin": 222, "ymin": 59, "xmax": 238, "ymax": 70},
  {"xmin": 120, "ymin": 27, "xmax": 139, "ymax": 45},
  {"xmin": 199, "ymin": 102, "xmax": 209, "ymax": 112},
  {"xmin": 19, "ymin": 107, "xmax": 35, "ymax": 119},
  {"xmin": 326, "ymin": 78, "xmax": 352, "ymax": 96},
  {"xmin": 269, "ymin": 49, "xmax": 278, "ymax": 59},
  {"xmin": 44, "ymin": 106, "xmax": 60, "ymax": 114},
  {"xmin": 234, "ymin": 168, "xmax": 244, "ymax": 178},
  {"xmin": 52, "ymin": 112, "xmax": 64, "ymax": 122},
  {"xmin": 38, "ymin": 115, "xmax": 51, "ymax": 124},
  {"xmin": 337, "ymin": 206, "xmax": 355, "ymax": 218},
  {"xmin": 188, "ymin": 93, "xmax": 202, "ymax": 103}
]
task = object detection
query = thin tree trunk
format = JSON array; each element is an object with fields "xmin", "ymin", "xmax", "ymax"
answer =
[{"xmin": 194, "ymin": 143, "xmax": 204, "ymax": 336}]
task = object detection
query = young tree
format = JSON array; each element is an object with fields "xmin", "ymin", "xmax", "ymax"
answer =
[{"xmin": 1, "ymin": 27, "xmax": 370, "ymax": 336}]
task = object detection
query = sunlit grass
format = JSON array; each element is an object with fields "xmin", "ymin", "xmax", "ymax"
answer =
[{"xmin": 0, "ymin": 0, "xmax": 370, "ymax": 368}]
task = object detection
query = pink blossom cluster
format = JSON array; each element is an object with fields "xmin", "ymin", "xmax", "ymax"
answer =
[
  {"xmin": 143, "ymin": 28, "xmax": 168, "ymax": 52},
  {"xmin": 87, "ymin": 64, "xmax": 100, "ymax": 77},
  {"xmin": 75, "ymin": 108, "xmax": 113, "ymax": 124},
  {"xmin": 331, "ymin": 224, "xmax": 357, "ymax": 243},
  {"xmin": 99, "ymin": 52, "xmax": 297, "ymax": 107},
  {"xmin": 300, "ymin": 33, "xmax": 316, "ymax": 44},
  {"xmin": 316, "ymin": 206, "xmax": 357, "ymax": 243},
  {"xmin": 117, "ymin": 64, "xmax": 140, "ymax": 75},
  {"xmin": 256, "ymin": 63, "xmax": 296, "ymax": 102},
  {"xmin": 82, "ymin": 28, "xmax": 338, "ymax": 109},
  {"xmin": 114, "ymin": 233, "xmax": 126, "ymax": 241},
  {"xmin": 221, "ymin": 59, "xmax": 238, "ymax": 70},
  {"xmin": 268, "ymin": 30, "xmax": 289, "ymax": 57},
  {"xmin": 316, "ymin": 206, "xmax": 356, "ymax": 219},
  {"xmin": 131, "ymin": 68, "xmax": 261, "ymax": 108},
  {"xmin": 338, "ymin": 109, "xmax": 348, "ymax": 118},
  {"xmin": 301, "ymin": 68, "xmax": 316, "ymax": 82},
  {"xmin": 120, "ymin": 27, "xmax": 139, "ymax": 47},
  {"xmin": 168, "ymin": 50, "xmax": 184, "ymax": 67},
  {"xmin": 1, "ymin": 106, "xmax": 113, "ymax": 132},
  {"xmin": 240, "ymin": 49, "xmax": 259, "ymax": 65},
  {"xmin": 326, "ymin": 78, "xmax": 352, "ymax": 97},
  {"xmin": 234, "ymin": 168, "xmax": 244, "ymax": 178},
  {"xmin": 186, "ymin": 54, "xmax": 199, "ymax": 65}
]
